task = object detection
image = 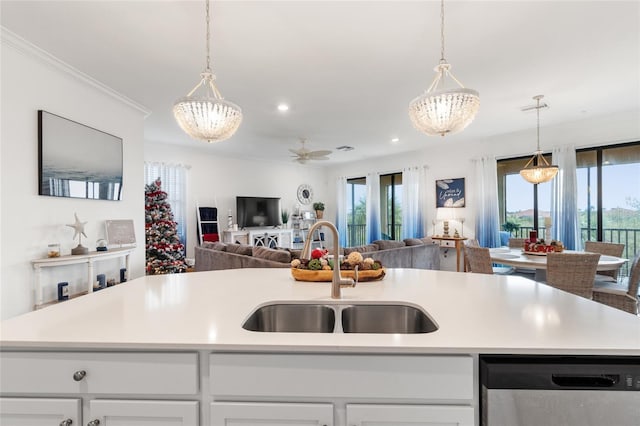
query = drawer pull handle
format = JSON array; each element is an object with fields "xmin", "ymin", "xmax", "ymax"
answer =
[
  {"xmin": 87, "ymin": 420, "xmax": 100, "ymax": 426},
  {"xmin": 72, "ymin": 370, "xmax": 86, "ymax": 381},
  {"xmin": 59, "ymin": 420, "xmax": 73, "ymax": 426}
]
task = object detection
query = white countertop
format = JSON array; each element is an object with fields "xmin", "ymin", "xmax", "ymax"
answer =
[{"xmin": 1, "ymin": 269, "xmax": 639, "ymax": 355}]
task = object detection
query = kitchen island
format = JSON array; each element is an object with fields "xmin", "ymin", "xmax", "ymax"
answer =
[{"xmin": 1, "ymin": 268, "xmax": 639, "ymax": 425}]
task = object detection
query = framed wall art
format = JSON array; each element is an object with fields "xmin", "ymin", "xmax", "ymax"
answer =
[
  {"xmin": 436, "ymin": 178, "xmax": 465, "ymax": 208},
  {"xmin": 38, "ymin": 110, "xmax": 123, "ymax": 201}
]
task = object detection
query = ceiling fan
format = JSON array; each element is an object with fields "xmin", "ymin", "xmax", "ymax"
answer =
[{"xmin": 289, "ymin": 139, "xmax": 331, "ymax": 164}]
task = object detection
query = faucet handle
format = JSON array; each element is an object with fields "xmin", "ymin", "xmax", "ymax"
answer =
[{"xmin": 340, "ymin": 265, "xmax": 357, "ymax": 287}]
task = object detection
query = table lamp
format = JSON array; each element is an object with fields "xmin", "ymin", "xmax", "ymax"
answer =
[{"xmin": 437, "ymin": 208, "xmax": 455, "ymax": 237}]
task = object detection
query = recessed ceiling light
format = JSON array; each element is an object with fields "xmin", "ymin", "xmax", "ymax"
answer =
[
  {"xmin": 391, "ymin": 137, "xmax": 400, "ymax": 143},
  {"xmin": 277, "ymin": 104, "xmax": 289, "ymax": 112}
]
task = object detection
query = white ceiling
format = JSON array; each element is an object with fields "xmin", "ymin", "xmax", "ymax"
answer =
[{"xmin": 2, "ymin": 1, "xmax": 639, "ymax": 164}]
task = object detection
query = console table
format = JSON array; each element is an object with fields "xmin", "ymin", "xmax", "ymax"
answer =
[
  {"xmin": 430, "ymin": 236, "xmax": 468, "ymax": 272},
  {"xmin": 31, "ymin": 247, "xmax": 135, "ymax": 309}
]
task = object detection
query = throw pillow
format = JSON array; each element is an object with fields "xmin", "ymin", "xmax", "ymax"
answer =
[
  {"xmin": 252, "ymin": 246, "xmax": 291, "ymax": 263},
  {"xmin": 226, "ymin": 243, "xmax": 253, "ymax": 256},
  {"xmin": 403, "ymin": 238, "xmax": 424, "ymax": 246},
  {"xmin": 373, "ymin": 240, "xmax": 406, "ymax": 250},
  {"xmin": 203, "ymin": 241, "xmax": 227, "ymax": 251},
  {"xmin": 344, "ymin": 244, "xmax": 378, "ymax": 254}
]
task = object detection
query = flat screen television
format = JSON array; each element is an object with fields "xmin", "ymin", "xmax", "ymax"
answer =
[
  {"xmin": 236, "ymin": 196, "xmax": 281, "ymax": 228},
  {"xmin": 38, "ymin": 110, "xmax": 123, "ymax": 201}
]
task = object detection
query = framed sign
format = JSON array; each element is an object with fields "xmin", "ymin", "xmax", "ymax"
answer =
[
  {"xmin": 105, "ymin": 219, "xmax": 136, "ymax": 246},
  {"xmin": 436, "ymin": 178, "xmax": 465, "ymax": 208}
]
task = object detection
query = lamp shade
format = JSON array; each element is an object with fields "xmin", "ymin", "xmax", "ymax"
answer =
[
  {"xmin": 173, "ymin": 95, "xmax": 242, "ymax": 143},
  {"xmin": 409, "ymin": 87, "xmax": 480, "ymax": 136}
]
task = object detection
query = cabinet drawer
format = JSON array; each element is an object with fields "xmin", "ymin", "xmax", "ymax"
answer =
[
  {"xmin": 210, "ymin": 353, "xmax": 473, "ymax": 401},
  {"xmin": 0, "ymin": 352, "xmax": 198, "ymax": 395},
  {"xmin": 1, "ymin": 397, "xmax": 81, "ymax": 424},
  {"xmin": 440, "ymin": 240, "xmax": 456, "ymax": 248}
]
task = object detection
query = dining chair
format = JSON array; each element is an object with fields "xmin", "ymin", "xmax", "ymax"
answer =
[
  {"xmin": 464, "ymin": 245, "xmax": 494, "ymax": 275},
  {"xmin": 592, "ymin": 251, "xmax": 640, "ymax": 315},
  {"xmin": 546, "ymin": 252, "xmax": 601, "ymax": 299},
  {"xmin": 507, "ymin": 238, "xmax": 535, "ymax": 276},
  {"xmin": 463, "ymin": 239, "xmax": 479, "ymax": 272},
  {"xmin": 584, "ymin": 241, "xmax": 625, "ymax": 282},
  {"xmin": 508, "ymin": 238, "xmax": 527, "ymax": 249}
]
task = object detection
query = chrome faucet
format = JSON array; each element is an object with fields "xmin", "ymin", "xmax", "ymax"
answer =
[{"xmin": 301, "ymin": 220, "xmax": 355, "ymax": 299}]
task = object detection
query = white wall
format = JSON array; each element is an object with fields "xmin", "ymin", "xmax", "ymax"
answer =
[
  {"xmin": 326, "ymin": 110, "xmax": 640, "ymax": 270},
  {"xmin": 0, "ymin": 30, "xmax": 147, "ymax": 319},
  {"xmin": 143, "ymin": 142, "xmax": 330, "ymax": 259}
]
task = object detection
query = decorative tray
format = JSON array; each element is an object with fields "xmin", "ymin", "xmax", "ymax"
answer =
[
  {"xmin": 523, "ymin": 251, "xmax": 549, "ymax": 256},
  {"xmin": 291, "ymin": 267, "xmax": 386, "ymax": 282}
]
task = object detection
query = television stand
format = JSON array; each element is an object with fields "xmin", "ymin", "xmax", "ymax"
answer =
[{"xmin": 222, "ymin": 228, "xmax": 293, "ymax": 248}]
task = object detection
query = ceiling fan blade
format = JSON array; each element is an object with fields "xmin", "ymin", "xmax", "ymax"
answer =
[
  {"xmin": 308, "ymin": 150, "xmax": 332, "ymax": 158},
  {"xmin": 288, "ymin": 148, "xmax": 302, "ymax": 155}
]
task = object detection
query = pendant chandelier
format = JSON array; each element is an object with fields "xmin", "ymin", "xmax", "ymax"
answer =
[
  {"xmin": 409, "ymin": 0, "xmax": 480, "ymax": 137},
  {"xmin": 519, "ymin": 95, "xmax": 558, "ymax": 184},
  {"xmin": 173, "ymin": 0, "xmax": 242, "ymax": 143}
]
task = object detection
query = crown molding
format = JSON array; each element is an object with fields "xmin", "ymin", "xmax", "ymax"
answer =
[{"xmin": 1, "ymin": 26, "xmax": 151, "ymax": 117}]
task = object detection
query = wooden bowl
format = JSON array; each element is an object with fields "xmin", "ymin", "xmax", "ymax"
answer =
[{"xmin": 291, "ymin": 267, "xmax": 385, "ymax": 282}]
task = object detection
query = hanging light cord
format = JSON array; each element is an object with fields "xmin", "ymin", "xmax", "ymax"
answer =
[
  {"xmin": 439, "ymin": 0, "xmax": 446, "ymax": 64},
  {"xmin": 184, "ymin": 0, "xmax": 224, "ymax": 100},
  {"xmin": 536, "ymin": 96, "xmax": 541, "ymax": 151},
  {"xmin": 205, "ymin": 0, "xmax": 211, "ymax": 73}
]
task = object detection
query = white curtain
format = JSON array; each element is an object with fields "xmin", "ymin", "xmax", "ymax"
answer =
[
  {"xmin": 366, "ymin": 172, "xmax": 381, "ymax": 243},
  {"xmin": 473, "ymin": 157, "xmax": 501, "ymax": 247},
  {"xmin": 551, "ymin": 146, "xmax": 580, "ymax": 250},
  {"xmin": 335, "ymin": 176, "xmax": 348, "ymax": 247},
  {"xmin": 402, "ymin": 166, "xmax": 426, "ymax": 239},
  {"xmin": 144, "ymin": 162, "xmax": 189, "ymax": 247}
]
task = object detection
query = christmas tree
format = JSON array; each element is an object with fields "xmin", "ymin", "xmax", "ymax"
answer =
[{"xmin": 145, "ymin": 178, "xmax": 187, "ymax": 274}]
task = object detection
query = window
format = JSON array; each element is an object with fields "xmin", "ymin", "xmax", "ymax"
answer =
[
  {"xmin": 497, "ymin": 155, "xmax": 553, "ymax": 239},
  {"xmin": 576, "ymin": 142, "xmax": 640, "ymax": 267},
  {"xmin": 346, "ymin": 177, "xmax": 366, "ymax": 246},
  {"xmin": 380, "ymin": 173, "xmax": 403, "ymax": 240}
]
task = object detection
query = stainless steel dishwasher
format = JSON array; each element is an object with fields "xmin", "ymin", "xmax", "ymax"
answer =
[{"xmin": 480, "ymin": 355, "xmax": 640, "ymax": 426}]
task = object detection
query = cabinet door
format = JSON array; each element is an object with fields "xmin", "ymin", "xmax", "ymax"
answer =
[
  {"xmin": 0, "ymin": 397, "xmax": 80, "ymax": 425},
  {"xmin": 346, "ymin": 404, "xmax": 474, "ymax": 426},
  {"xmin": 211, "ymin": 402, "xmax": 334, "ymax": 426},
  {"xmin": 88, "ymin": 400, "xmax": 198, "ymax": 426}
]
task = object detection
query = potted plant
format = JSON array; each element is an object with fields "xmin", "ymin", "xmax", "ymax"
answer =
[
  {"xmin": 502, "ymin": 220, "xmax": 520, "ymax": 236},
  {"xmin": 281, "ymin": 209, "xmax": 290, "ymax": 227},
  {"xmin": 313, "ymin": 202, "xmax": 325, "ymax": 219}
]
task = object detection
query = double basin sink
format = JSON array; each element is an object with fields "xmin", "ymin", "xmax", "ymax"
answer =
[{"xmin": 242, "ymin": 301, "xmax": 438, "ymax": 334}]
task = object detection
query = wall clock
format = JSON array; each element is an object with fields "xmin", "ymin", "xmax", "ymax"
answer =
[{"xmin": 297, "ymin": 184, "xmax": 313, "ymax": 205}]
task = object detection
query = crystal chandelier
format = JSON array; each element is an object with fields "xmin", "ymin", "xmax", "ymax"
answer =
[
  {"xmin": 173, "ymin": 0, "xmax": 242, "ymax": 143},
  {"xmin": 409, "ymin": 0, "xmax": 480, "ymax": 137},
  {"xmin": 519, "ymin": 95, "xmax": 558, "ymax": 184}
]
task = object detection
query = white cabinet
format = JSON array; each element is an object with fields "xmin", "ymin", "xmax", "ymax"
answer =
[
  {"xmin": 346, "ymin": 404, "xmax": 474, "ymax": 426},
  {"xmin": 0, "ymin": 352, "xmax": 199, "ymax": 425},
  {"xmin": 89, "ymin": 400, "xmax": 199, "ymax": 426},
  {"xmin": 211, "ymin": 402, "xmax": 333, "ymax": 426},
  {"xmin": 0, "ymin": 397, "xmax": 81, "ymax": 425},
  {"xmin": 209, "ymin": 353, "xmax": 475, "ymax": 426}
]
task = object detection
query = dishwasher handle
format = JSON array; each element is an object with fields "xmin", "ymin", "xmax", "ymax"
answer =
[{"xmin": 552, "ymin": 374, "xmax": 619, "ymax": 388}]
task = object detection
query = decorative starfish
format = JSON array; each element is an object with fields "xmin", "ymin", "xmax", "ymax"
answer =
[{"xmin": 66, "ymin": 213, "xmax": 88, "ymax": 244}]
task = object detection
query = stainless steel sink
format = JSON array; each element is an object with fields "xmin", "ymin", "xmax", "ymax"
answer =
[
  {"xmin": 341, "ymin": 304, "xmax": 438, "ymax": 334},
  {"xmin": 243, "ymin": 302, "xmax": 438, "ymax": 334},
  {"xmin": 242, "ymin": 303, "xmax": 336, "ymax": 333}
]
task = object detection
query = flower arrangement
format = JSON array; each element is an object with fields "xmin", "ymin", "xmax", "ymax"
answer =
[{"xmin": 524, "ymin": 239, "xmax": 564, "ymax": 253}]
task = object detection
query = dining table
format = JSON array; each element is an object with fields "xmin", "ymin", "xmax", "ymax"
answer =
[{"xmin": 488, "ymin": 248, "xmax": 628, "ymax": 282}]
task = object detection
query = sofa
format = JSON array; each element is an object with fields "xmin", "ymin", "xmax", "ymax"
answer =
[{"xmin": 195, "ymin": 238, "xmax": 440, "ymax": 272}]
